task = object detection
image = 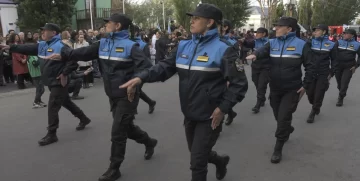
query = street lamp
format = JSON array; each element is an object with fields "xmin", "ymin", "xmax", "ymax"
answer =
[
  {"xmin": 160, "ymin": 1, "xmax": 165, "ymax": 30},
  {"xmin": 123, "ymin": 0, "xmax": 125, "ymax": 14}
]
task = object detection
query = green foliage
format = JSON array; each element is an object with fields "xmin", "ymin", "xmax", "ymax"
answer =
[
  {"xmin": 272, "ymin": 2, "xmax": 284, "ymax": 24},
  {"xmin": 311, "ymin": 0, "xmax": 360, "ymax": 26},
  {"xmin": 171, "ymin": 0, "xmax": 195, "ymax": 30},
  {"xmin": 298, "ymin": 0, "xmax": 312, "ymax": 30},
  {"xmin": 128, "ymin": 0, "xmax": 174, "ymax": 30},
  {"xmin": 202, "ymin": 0, "xmax": 251, "ymax": 27},
  {"xmin": 15, "ymin": 0, "xmax": 77, "ymax": 31}
]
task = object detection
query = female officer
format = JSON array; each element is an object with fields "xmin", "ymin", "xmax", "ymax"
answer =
[
  {"xmin": 305, "ymin": 24, "xmax": 337, "ymax": 123},
  {"xmin": 48, "ymin": 14, "xmax": 158, "ymax": 181},
  {"xmin": 334, "ymin": 29, "xmax": 360, "ymax": 107},
  {"xmin": 120, "ymin": 3, "xmax": 248, "ymax": 181},
  {"xmin": 246, "ymin": 17, "xmax": 314, "ymax": 164}
]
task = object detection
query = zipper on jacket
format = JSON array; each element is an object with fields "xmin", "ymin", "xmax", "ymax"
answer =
[
  {"xmin": 188, "ymin": 41, "xmax": 200, "ymax": 73},
  {"xmin": 279, "ymin": 39, "xmax": 286, "ymax": 88}
]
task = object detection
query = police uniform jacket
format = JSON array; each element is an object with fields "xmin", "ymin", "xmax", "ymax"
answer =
[
  {"xmin": 311, "ymin": 35, "xmax": 337, "ymax": 77},
  {"xmin": 136, "ymin": 28, "xmax": 248, "ymax": 121},
  {"xmin": 61, "ymin": 30, "xmax": 152, "ymax": 98},
  {"xmin": 223, "ymin": 34, "xmax": 237, "ymax": 45},
  {"xmin": 9, "ymin": 35, "xmax": 76, "ymax": 86},
  {"xmin": 254, "ymin": 32, "xmax": 314, "ymax": 91},
  {"xmin": 251, "ymin": 37, "xmax": 270, "ymax": 69},
  {"xmin": 335, "ymin": 38, "xmax": 360, "ymax": 68},
  {"xmin": 134, "ymin": 36, "xmax": 151, "ymax": 59}
]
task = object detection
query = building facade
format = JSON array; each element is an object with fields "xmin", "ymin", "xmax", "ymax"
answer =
[
  {"xmin": 0, "ymin": 0, "xmax": 18, "ymax": 37},
  {"xmin": 240, "ymin": 6, "xmax": 268, "ymax": 32},
  {"xmin": 72, "ymin": 0, "xmax": 124, "ymax": 30}
]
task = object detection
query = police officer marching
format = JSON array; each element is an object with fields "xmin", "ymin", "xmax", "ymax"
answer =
[
  {"xmin": 334, "ymin": 28, "xmax": 360, "ymax": 107},
  {"xmin": 247, "ymin": 17, "xmax": 315, "ymax": 164},
  {"xmin": 133, "ymin": 25, "xmax": 157, "ymax": 114},
  {"xmin": 305, "ymin": 24, "xmax": 337, "ymax": 123},
  {"xmin": 120, "ymin": 3, "xmax": 248, "ymax": 181},
  {"xmin": 251, "ymin": 27, "xmax": 270, "ymax": 114},
  {"xmin": 221, "ymin": 19, "xmax": 238, "ymax": 126},
  {"xmin": 1, "ymin": 23, "xmax": 92, "ymax": 146},
  {"xmin": 47, "ymin": 14, "xmax": 158, "ymax": 181}
]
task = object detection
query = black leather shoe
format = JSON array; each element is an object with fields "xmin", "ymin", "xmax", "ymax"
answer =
[
  {"xmin": 225, "ymin": 111, "xmax": 237, "ymax": 126},
  {"xmin": 148, "ymin": 101, "xmax": 156, "ymax": 114},
  {"xmin": 216, "ymin": 155, "xmax": 230, "ymax": 180},
  {"xmin": 260, "ymin": 101, "xmax": 265, "ymax": 107},
  {"xmin": 270, "ymin": 140, "xmax": 284, "ymax": 164},
  {"xmin": 144, "ymin": 138, "xmax": 158, "ymax": 160},
  {"xmin": 98, "ymin": 168, "xmax": 121, "ymax": 181},
  {"xmin": 76, "ymin": 117, "xmax": 91, "ymax": 131},
  {"xmin": 38, "ymin": 134, "xmax": 58, "ymax": 146},
  {"xmin": 271, "ymin": 151, "xmax": 282, "ymax": 164},
  {"xmin": 307, "ymin": 110, "xmax": 316, "ymax": 123},
  {"xmin": 252, "ymin": 101, "xmax": 261, "ymax": 114},
  {"xmin": 336, "ymin": 97, "xmax": 343, "ymax": 107},
  {"xmin": 71, "ymin": 95, "xmax": 85, "ymax": 100}
]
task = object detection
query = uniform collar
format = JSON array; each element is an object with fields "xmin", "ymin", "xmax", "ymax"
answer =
[
  {"xmin": 109, "ymin": 30, "xmax": 129, "ymax": 40},
  {"xmin": 256, "ymin": 37, "xmax": 268, "ymax": 41},
  {"xmin": 192, "ymin": 28, "xmax": 219, "ymax": 44},
  {"xmin": 134, "ymin": 35, "xmax": 143, "ymax": 42},
  {"xmin": 46, "ymin": 34, "xmax": 61, "ymax": 44},
  {"xmin": 314, "ymin": 35, "xmax": 329, "ymax": 41},
  {"xmin": 277, "ymin": 32, "xmax": 296, "ymax": 40}
]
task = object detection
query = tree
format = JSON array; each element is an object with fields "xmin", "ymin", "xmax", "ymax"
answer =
[
  {"xmin": 311, "ymin": 0, "xmax": 360, "ymax": 27},
  {"xmin": 272, "ymin": 1, "xmax": 284, "ymax": 24},
  {"xmin": 15, "ymin": 0, "xmax": 77, "ymax": 31},
  {"xmin": 298, "ymin": 0, "xmax": 312, "ymax": 30},
  {"xmin": 128, "ymin": 0, "xmax": 174, "ymax": 30},
  {"xmin": 356, "ymin": 19, "xmax": 360, "ymax": 25},
  {"xmin": 203, "ymin": 0, "xmax": 251, "ymax": 27},
  {"xmin": 285, "ymin": 2, "xmax": 298, "ymax": 18},
  {"xmin": 256, "ymin": 0, "xmax": 280, "ymax": 28},
  {"xmin": 172, "ymin": 0, "xmax": 195, "ymax": 30}
]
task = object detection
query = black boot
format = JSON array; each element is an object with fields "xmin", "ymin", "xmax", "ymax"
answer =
[
  {"xmin": 71, "ymin": 95, "xmax": 85, "ymax": 100},
  {"xmin": 76, "ymin": 115, "xmax": 91, "ymax": 131},
  {"xmin": 148, "ymin": 101, "xmax": 156, "ymax": 114},
  {"xmin": 271, "ymin": 140, "xmax": 285, "ymax": 164},
  {"xmin": 225, "ymin": 110, "xmax": 237, "ymax": 126},
  {"xmin": 315, "ymin": 109, "xmax": 320, "ymax": 115},
  {"xmin": 336, "ymin": 97, "xmax": 344, "ymax": 107},
  {"xmin": 260, "ymin": 100, "xmax": 265, "ymax": 107},
  {"xmin": 215, "ymin": 155, "xmax": 230, "ymax": 180},
  {"xmin": 307, "ymin": 109, "xmax": 316, "ymax": 123},
  {"xmin": 209, "ymin": 151, "xmax": 230, "ymax": 180},
  {"xmin": 252, "ymin": 100, "xmax": 261, "ymax": 114},
  {"xmin": 38, "ymin": 132, "xmax": 58, "ymax": 146},
  {"xmin": 284, "ymin": 126, "xmax": 295, "ymax": 143},
  {"xmin": 98, "ymin": 168, "xmax": 121, "ymax": 181},
  {"xmin": 144, "ymin": 138, "xmax": 158, "ymax": 160}
]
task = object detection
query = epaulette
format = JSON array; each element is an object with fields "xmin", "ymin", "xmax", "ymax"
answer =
[{"xmin": 219, "ymin": 37, "xmax": 233, "ymax": 46}]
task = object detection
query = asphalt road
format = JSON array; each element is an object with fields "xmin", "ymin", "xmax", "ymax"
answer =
[{"xmin": 0, "ymin": 66, "xmax": 359, "ymax": 181}]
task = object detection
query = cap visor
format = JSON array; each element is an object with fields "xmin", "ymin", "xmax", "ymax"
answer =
[
  {"xmin": 273, "ymin": 22, "xmax": 288, "ymax": 26},
  {"xmin": 186, "ymin": 11, "xmax": 206, "ymax": 18},
  {"xmin": 103, "ymin": 18, "xmax": 110, "ymax": 22}
]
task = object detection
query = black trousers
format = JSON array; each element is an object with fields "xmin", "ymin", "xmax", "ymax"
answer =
[
  {"xmin": 48, "ymin": 86, "xmax": 86, "ymax": 131},
  {"xmin": 0, "ymin": 58, "xmax": 4, "ymax": 84},
  {"xmin": 185, "ymin": 119, "xmax": 222, "ymax": 181},
  {"xmin": 33, "ymin": 77, "xmax": 45, "ymax": 103},
  {"xmin": 270, "ymin": 90, "xmax": 299, "ymax": 141},
  {"xmin": 335, "ymin": 66, "xmax": 353, "ymax": 98},
  {"xmin": 139, "ymin": 84, "xmax": 154, "ymax": 105},
  {"xmin": 79, "ymin": 66, "xmax": 94, "ymax": 84},
  {"xmin": 109, "ymin": 96, "xmax": 152, "ymax": 169},
  {"xmin": 306, "ymin": 75, "xmax": 329, "ymax": 112},
  {"xmin": 251, "ymin": 67, "xmax": 269, "ymax": 102},
  {"xmin": 17, "ymin": 73, "xmax": 31, "ymax": 88},
  {"xmin": 68, "ymin": 78, "xmax": 83, "ymax": 96},
  {"xmin": 3, "ymin": 64, "xmax": 14, "ymax": 83}
]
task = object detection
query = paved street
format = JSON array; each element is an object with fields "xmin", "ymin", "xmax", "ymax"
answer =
[{"xmin": 0, "ymin": 66, "xmax": 359, "ymax": 181}]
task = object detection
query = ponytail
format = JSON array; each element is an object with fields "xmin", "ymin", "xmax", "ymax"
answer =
[{"xmin": 129, "ymin": 23, "xmax": 135, "ymax": 41}]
